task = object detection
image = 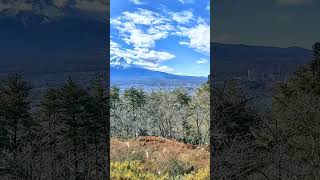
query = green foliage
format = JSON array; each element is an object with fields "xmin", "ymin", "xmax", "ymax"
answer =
[
  {"xmin": 111, "ymin": 161, "xmax": 169, "ymax": 180},
  {"xmin": 124, "ymin": 88, "xmax": 146, "ymax": 109},
  {"xmin": 0, "ymin": 73, "xmax": 37, "ymax": 179},
  {"xmin": 110, "ymin": 86, "xmax": 121, "ymax": 109},
  {"xmin": 0, "ymin": 73, "xmax": 33, "ymax": 129},
  {"xmin": 0, "ymin": 74, "xmax": 109, "ymax": 179},
  {"xmin": 264, "ymin": 41, "xmax": 320, "ymax": 179},
  {"xmin": 111, "ymin": 161, "xmax": 209, "ymax": 180},
  {"xmin": 183, "ymin": 167, "xmax": 210, "ymax": 180},
  {"xmin": 212, "ymin": 81, "xmax": 257, "ymax": 141},
  {"xmin": 164, "ymin": 158, "xmax": 193, "ymax": 177},
  {"xmin": 273, "ymin": 42, "xmax": 320, "ymax": 125},
  {"xmin": 190, "ymin": 83, "xmax": 210, "ymax": 144},
  {"xmin": 41, "ymin": 88, "xmax": 61, "ymax": 118},
  {"xmin": 173, "ymin": 88, "xmax": 191, "ymax": 106},
  {"xmin": 0, "ymin": 73, "xmax": 34, "ymax": 137},
  {"xmin": 275, "ymin": 41, "xmax": 320, "ymax": 99}
]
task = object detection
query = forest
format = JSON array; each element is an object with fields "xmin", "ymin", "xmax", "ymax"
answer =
[
  {"xmin": 211, "ymin": 42, "xmax": 320, "ymax": 179},
  {"xmin": 0, "ymin": 75, "xmax": 109, "ymax": 180},
  {"xmin": 109, "ymin": 83, "xmax": 210, "ymax": 179},
  {"xmin": 0, "ymin": 42, "xmax": 319, "ymax": 179},
  {"xmin": 110, "ymin": 84, "xmax": 210, "ymax": 145},
  {"xmin": 0, "ymin": 72, "xmax": 210, "ymax": 179}
]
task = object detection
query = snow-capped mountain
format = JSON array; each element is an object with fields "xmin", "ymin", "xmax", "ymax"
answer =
[{"xmin": 110, "ymin": 58, "xmax": 208, "ymax": 90}]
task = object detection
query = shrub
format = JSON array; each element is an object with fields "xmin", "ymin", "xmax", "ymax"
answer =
[
  {"xmin": 163, "ymin": 158, "xmax": 192, "ymax": 177},
  {"xmin": 111, "ymin": 160, "xmax": 210, "ymax": 180},
  {"xmin": 111, "ymin": 161, "xmax": 168, "ymax": 180},
  {"xmin": 183, "ymin": 167, "xmax": 210, "ymax": 180}
]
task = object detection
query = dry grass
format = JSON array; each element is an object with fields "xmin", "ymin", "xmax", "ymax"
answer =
[{"xmin": 111, "ymin": 136, "xmax": 209, "ymax": 178}]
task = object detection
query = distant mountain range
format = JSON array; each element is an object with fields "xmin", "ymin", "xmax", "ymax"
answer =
[
  {"xmin": 110, "ymin": 58, "xmax": 207, "ymax": 90},
  {"xmin": 212, "ymin": 43, "xmax": 313, "ymax": 80},
  {"xmin": 0, "ymin": 1, "xmax": 107, "ymax": 64},
  {"xmin": 109, "ymin": 44, "xmax": 313, "ymax": 89}
]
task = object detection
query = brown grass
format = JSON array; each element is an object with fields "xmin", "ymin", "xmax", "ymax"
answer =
[{"xmin": 111, "ymin": 136, "xmax": 209, "ymax": 172}]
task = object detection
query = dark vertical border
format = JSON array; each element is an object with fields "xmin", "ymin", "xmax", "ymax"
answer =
[
  {"xmin": 209, "ymin": 0, "xmax": 215, "ymax": 178},
  {"xmin": 106, "ymin": 0, "xmax": 111, "ymax": 179}
]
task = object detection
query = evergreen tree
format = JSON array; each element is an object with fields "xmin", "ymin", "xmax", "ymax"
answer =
[
  {"xmin": 85, "ymin": 76, "xmax": 109, "ymax": 179},
  {"xmin": 212, "ymin": 81, "xmax": 256, "ymax": 142},
  {"xmin": 0, "ymin": 73, "xmax": 33, "ymax": 178},
  {"xmin": 191, "ymin": 83, "xmax": 210, "ymax": 145},
  {"xmin": 123, "ymin": 88, "xmax": 146, "ymax": 137},
  {"xmin": 59, "ymin": 78, "xmax": 90, "ymax": 179},
  {"xmin": 173, "ymin": 88, "xmax": 192, "ymax": 143},
  {"xmin": 40, "ymin": 88, "xmax": 62, "ymax": 180},
  {"xmin": 110, "ymin": 86, "xmax": 121, "ymax": 110},
  {"xmin": 271, "ymin": 42, "xmax": 320, "ymax": 178}
]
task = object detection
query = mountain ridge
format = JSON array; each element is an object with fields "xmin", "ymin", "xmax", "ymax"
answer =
[
  {"xmin": 110, "ymin": 62, "xmax": 208, "ymax": 90},
  {"xmin": 211, "ymin": 42, "xmax": 313, "ymax": 80}
]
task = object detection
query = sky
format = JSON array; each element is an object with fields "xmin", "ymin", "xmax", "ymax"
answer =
[
  {"xmin": 110, "ymin": 0, "xmax": 210, "ymax": 77},
  {"xmin": 213, "ymin": 0, "xmax": 320, "ymax": 50},
  {"xmin": 0, "ymin": 0, "xmax": 107, "ymax": 20}
]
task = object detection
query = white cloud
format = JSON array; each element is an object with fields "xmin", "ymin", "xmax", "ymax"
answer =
[
  {"xmin": 206, "ymin": 2, "xmax": 210, "ymax": 10},
  {"xmin": 112, "ymin": 8, "xmax": 210, "ymax": 54},
  {"xmin": 111, "ymin": 8, "xmax": 178, "ymax": 73},
  {"xmin": 135, "ymin": 61, "xmax": 174, "ymax": 72},
  {"xmin": 111, "ymin": 7, "xmax": 210, "ymax": 73},
  {"xmin": 121, "ymin": 9, "xmax": 162, "ymax": 25},
  {"xmin": 196, "ymin": 58, "xmax": 209, "ymax": 64},
  {"xmin": 150, "ymin": 66, "xmax": 174, "ymax": 73},
  {"xmin": 178, "ymin": 0, "xmax": 194, "ymax": 4},
  {"xmin": 111, "ymin": 41, "xmax": 175, "ymax": 73},
  {"xmin": 176, "ymin": 23, "xmax": 210, "ymax": 55},
  {"xmin": 170, "ymin": 11, "xmax": 194, "ymax": 24},
  {"xmin": 129, "ymin": 0, "xmax": 145, "ymax": 5},
  {"xmin": 128, "ymin": 48, "xmax": 175, "ymax": 62},
  {"xmin": 111, "ymin": 9, "xmax": 172, "ymax": 48}
]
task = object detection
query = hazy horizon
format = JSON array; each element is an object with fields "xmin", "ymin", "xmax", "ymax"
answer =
[{"xmin": 212, "ymin": 0, "xmax": 320, "ymax": 50}]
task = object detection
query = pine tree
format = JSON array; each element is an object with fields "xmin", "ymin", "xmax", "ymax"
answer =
[
  {"xmin": 272, "ymin": 42, "xmax": 320, "ymax": 178},
  {"xmin": 123, "ymin": 88, "xmax": 146, "ymax": 137},
  {"xmin": 212, "ymin": 81, "xmax": 256, "ymax": 142},
  {"xmin": 0, "ymin": 73, "xmax": 33, "ymax": 178},
  {"xmin": 85, "ymin": 75, "xmax": 109, "ymax": 179},
  {"xmin": 110, "ymin": 86, "xmax": 120, "ymax": 110},
  {"xmin": 40, "ymin": 88, "xmax": 62, "ymax": 180},
  {"xmin": 173, "ymin": 88, "xmax": 192, "ymax": 143},
  {"xmin": 59, "ymin": 78, "xmax": 90, "ymax": 179}
]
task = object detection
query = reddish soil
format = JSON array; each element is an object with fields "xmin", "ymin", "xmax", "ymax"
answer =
[{"xmin": 111, "ymin": 136, "xmax": 209, "ymax": 169}]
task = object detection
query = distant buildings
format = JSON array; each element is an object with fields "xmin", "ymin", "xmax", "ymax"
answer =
[{"xmin": 227, "ymin": 69, "xmax": 285, "ymax": 82}]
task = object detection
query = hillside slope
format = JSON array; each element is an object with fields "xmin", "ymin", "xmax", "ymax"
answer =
[
  {"xmin": 111, "ymin": 136, "xmax": 209, "ymax": 172},
  {"xmin": 212, "ymin": 43, "xmax": 313, "ymax": 80}
]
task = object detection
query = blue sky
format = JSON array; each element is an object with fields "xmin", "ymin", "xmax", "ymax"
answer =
[{"xmin": 110, "ymin": 0, "xmax": 210, "ymax": 77}]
